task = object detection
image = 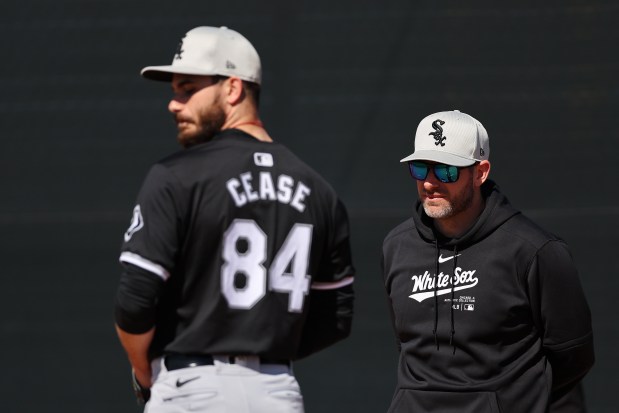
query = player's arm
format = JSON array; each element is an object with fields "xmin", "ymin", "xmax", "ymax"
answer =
[
  {"xmin": 528, "ymin": 240, "xmax": 594, "ymax": 400},
  {"xmin": 114, "ymin": 263, "xmax": 165, "ymax": 388},
  {"xmin": 115, "ymin": 163, "xmax": 182, "ymax": 398},
  {"xmin": 115, "ymin": 326, "xmax": 155, "ymax": 388},
  {"xmin": 296, "ymin": 278, "xmax": 354, "ymax": 359},
  {"xmin": 296, "ymin": 198, "xmax": 355, "ymax": 359}
]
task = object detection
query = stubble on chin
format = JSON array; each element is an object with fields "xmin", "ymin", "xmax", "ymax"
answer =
[
  {"xmin": 176, "ymin": 107, "xmax": 226, "ymax": 148},
  {"xmin": 421, "ymin": 175, "xmax": 475, "ymax": 220},
  {"xmin": 176, "ymin": 127, "xmax": 195, "ymax": 148},
  {"xmin": 422, "ymin": 200, "xmax": 454, "ymax": 219}
]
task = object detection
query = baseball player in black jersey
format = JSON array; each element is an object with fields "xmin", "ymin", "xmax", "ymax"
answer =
[{"xmin": 114, "ymin": 26, "xmax": 355, "ymax": 413}]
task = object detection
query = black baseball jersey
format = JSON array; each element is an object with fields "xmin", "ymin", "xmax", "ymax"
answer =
[{"xmin": 119, "ymin": 129, "xmax": 354, "ymax": 359}]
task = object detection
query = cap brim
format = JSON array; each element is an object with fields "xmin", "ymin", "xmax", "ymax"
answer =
[
  {"xmin": 400, "ymin": 150, "xmax": 477, "ymax": 167},
  {"xmin": 140, "ymin": 65, "xmax": 218, "ymax": 82}
]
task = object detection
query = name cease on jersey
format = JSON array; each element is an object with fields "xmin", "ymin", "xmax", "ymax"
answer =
[{"xmin": 226, "ymin": 171, "xmax": 311, "ymax": 212}]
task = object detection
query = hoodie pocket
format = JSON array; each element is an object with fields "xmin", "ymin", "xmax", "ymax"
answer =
[{"xmin": 388, "ymin": 388, "xmax": 501, "ymax": 413}]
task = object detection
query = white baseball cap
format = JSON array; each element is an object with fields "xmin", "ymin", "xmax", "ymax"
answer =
[
  {"xmin": 400, "ymin": 110, "xmax": 490, "ymax": 167},
  {"xmin": 141, "ymin": 26, "xmax": 262, "ymax": 84}
]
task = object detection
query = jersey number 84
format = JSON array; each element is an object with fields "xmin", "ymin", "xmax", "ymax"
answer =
[{"xmin": 222, "ymin": 219, "xmax": 313, "ymax": 313}]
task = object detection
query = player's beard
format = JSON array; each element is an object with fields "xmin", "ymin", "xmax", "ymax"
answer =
[
  {"xmin": 177, "ymin": 102, "xmax": 226, "ymax": 148},
  {"xmin": 422, "ymin": 174, "xmax": 475, "ymax": 220}
]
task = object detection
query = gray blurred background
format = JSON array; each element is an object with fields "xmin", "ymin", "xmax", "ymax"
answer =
[{"xmin": 1, "ymin": 0, "xmax": 617, "ymax": 412}]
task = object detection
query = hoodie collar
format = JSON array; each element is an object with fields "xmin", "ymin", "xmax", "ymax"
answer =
[{"xmin": 412, "ymin": 179, "xmax": 520, "ymax": 247}]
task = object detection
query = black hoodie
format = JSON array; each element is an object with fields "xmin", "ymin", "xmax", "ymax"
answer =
[{"xmin": 381, "ymin": 181, "xmax": 594, "ymax": 413}]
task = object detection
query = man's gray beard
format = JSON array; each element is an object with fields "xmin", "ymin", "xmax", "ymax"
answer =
[
  {"xmin": 423, "ymin": 203, "xmax": 454, "ymax": 219},
  {"xmin": 423, "ymin": 176, "xmax": 474, "ymax": 219}
]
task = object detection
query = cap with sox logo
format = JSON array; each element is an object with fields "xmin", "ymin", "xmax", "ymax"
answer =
[
  {"xmin": 141, "ymin": 26, "xmax": 262, "ymax": 85},
  {"xmin": 401, "ymin": 110, "xmax": 490, "ymax": 167}
]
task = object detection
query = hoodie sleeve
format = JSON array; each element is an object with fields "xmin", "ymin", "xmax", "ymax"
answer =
[
  {"xmin": 527, "ymin": 240, "xmax": 594, "ymax": 399},
  {"xmin": 381, "ymin": 248, "xmax": 402, "ymax": 353}
]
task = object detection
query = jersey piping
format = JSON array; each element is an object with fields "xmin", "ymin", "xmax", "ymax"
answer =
[
  {"xmin": 311, "ymin": 276, "xmax": 354, "ymax": 290},
  {"xmin": 120, "ymin": 251, "xmax": 170, "ymax": 281}
]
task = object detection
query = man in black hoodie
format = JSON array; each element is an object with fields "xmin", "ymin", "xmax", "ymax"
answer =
[{"xmin": 381, "ymin": 110, "xmax": 594, "ymax": 413}]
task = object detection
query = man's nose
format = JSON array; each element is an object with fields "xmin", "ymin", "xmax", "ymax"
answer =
[
  {"xmin": 422, "ymin": 169, "xmax": 441, "ymax": 189},
  {"xmin": 168, "ymin": 98, "xmax": 183, "ymax": 113}
]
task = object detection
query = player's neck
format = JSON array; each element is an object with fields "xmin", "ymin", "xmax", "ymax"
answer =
[
  {"xmin": 225, "ymin": 118, "xmax": 272, "ymax": 143},
  {"xmin": 230, "ymin": 119, "xmax": 264, "ymax": 128}
]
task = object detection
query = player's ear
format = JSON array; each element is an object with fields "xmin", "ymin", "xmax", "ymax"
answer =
[
  {"xmin": 223, "ymin": 77, "xmax": 244, "ymax": 105},
  {"xmin": 474, "ymin": 160, "xmax": 491, "ymax": 187}
]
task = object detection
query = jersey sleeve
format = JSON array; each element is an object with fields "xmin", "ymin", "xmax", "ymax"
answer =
[
  {"xmin": 313, "ymin": 198, "xmax": 355, "ymax": 285},
  {"xmin": 527, "ymin": 240, "xmax": 594, "ymax": 397},
  {"xmin": 119, "ymin": 163, "xmax": 187, "ymax": 281},
  {"xmin": 296, "ymin": 197, "xmax": 355, "ymax": 359}
]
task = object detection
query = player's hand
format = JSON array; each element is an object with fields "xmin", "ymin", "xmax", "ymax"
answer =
[{"xmin": 131, "ymin": 369, "xmax": 151, "ymax": 405}]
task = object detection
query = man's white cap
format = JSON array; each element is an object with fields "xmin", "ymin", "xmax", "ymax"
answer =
[
  {"xmin": 141, "ymin": 26, "xmax": 262, "ymax": 84},
  {"xmin": 400, "ymin": 110, "xmax": 490, "ymax": 167}
]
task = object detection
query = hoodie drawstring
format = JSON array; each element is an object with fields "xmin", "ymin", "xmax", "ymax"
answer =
[
  {"xmin": 433, "ymin": 241, "xmax": 457, "ymax": 355},
  {"xmin": 450, "ymin": 245, "xmax": 458, "ymax": 355},
  {"xmin": 433, "ymin": 239, "xmax": 440, "ymax": 350}
]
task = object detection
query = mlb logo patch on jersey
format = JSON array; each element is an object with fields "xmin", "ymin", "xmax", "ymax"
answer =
[{"xmin": 254, "ymin": 152, "xmax": 273, "ymax": 167}]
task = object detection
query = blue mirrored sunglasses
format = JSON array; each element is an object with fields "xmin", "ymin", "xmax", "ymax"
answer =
[{"xmin": 408, "ymin": 161, "xmax": 461, "ymax": 183}]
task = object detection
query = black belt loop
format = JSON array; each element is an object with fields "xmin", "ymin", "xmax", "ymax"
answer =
[{"xmin": 164, "ymin": 354, "xmax": 215, "ymax": 371}]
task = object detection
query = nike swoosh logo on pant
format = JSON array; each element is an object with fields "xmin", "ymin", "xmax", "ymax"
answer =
[{"xmin": 176, "ymin": 376, "xmax": 201, "ymax": 388}]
